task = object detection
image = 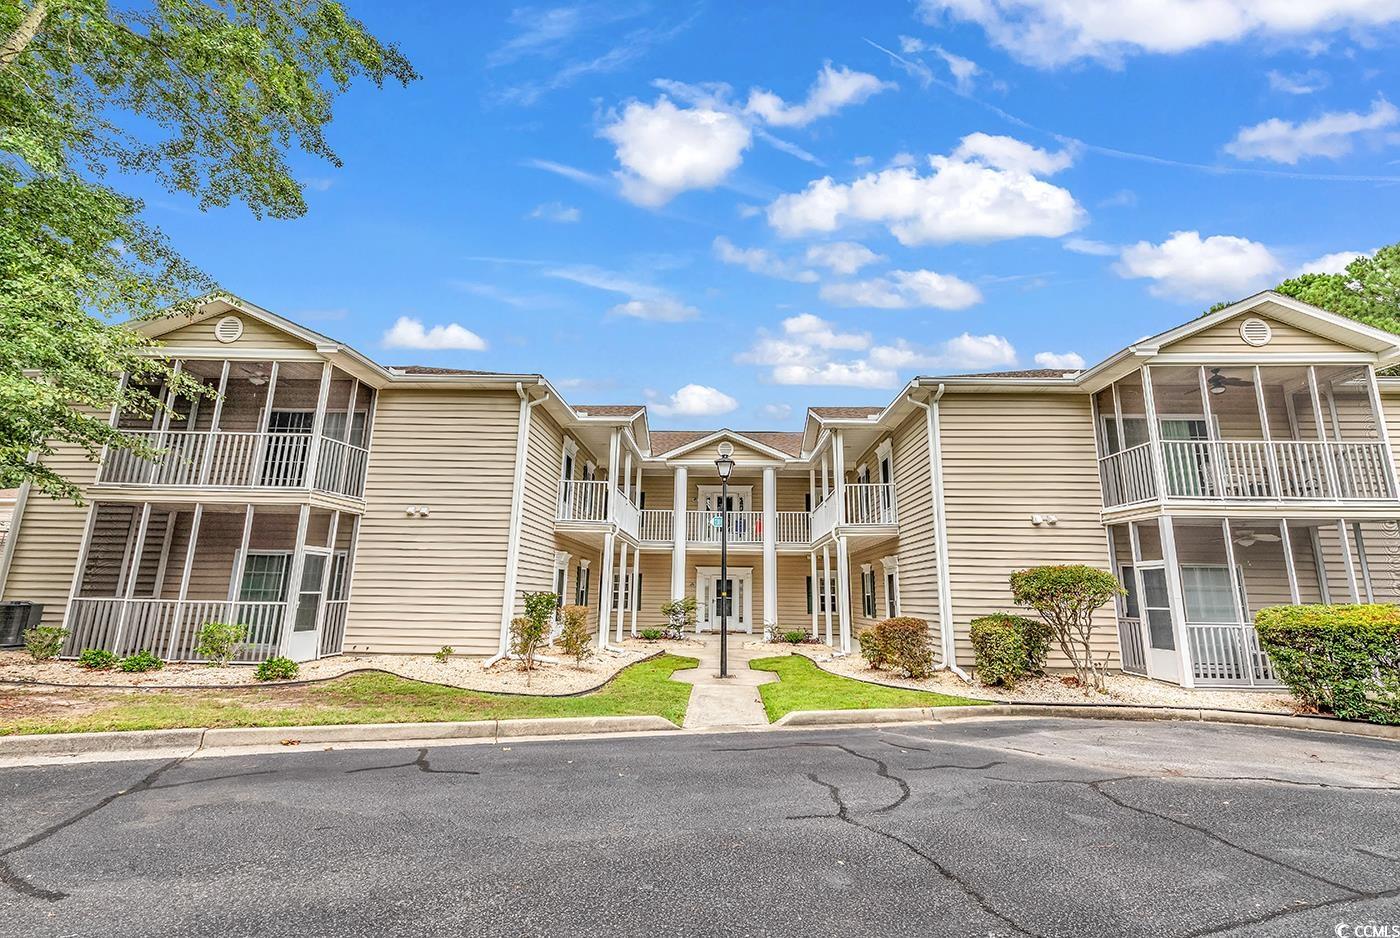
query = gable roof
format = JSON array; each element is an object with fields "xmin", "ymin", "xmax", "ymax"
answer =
[
  {"xmin": 574, "ymin": 404, "xmax": 645, "ymax": 417},
  {"xmin": 939, "ymin": 368, "xmax": 1080, "ymax": 379},
  {"xmin": 648, "ymin": 428, "xmax": 805, "ymax": 459},
  {"xmin": 810, "ymin": 406, "xmax": 883, "ymax": 419}
]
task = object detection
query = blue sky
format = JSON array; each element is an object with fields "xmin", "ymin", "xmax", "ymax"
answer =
[{"xmin": 132, "ymin": 2, "xmax": 1400, "ymax": 428}]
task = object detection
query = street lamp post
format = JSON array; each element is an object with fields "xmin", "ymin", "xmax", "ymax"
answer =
[{"xmin": 715, "ymin": 449, "xmax": 735, "ymax": 678}]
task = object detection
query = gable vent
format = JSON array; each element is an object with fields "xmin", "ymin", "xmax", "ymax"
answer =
[
  {"xmin": 1239, "ymin": 317, "xmax": 1272, "ymax": 347},
  {"xmin": 214, "ymin": 315, "xmax": 245, "ymax": 344}
]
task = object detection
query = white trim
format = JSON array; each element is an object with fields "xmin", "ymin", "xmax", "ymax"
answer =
[
  {"xmin": 697, "ymin": 484, "xmax": 752, "ymax": 511},
  {"xmin": 657, "ymin": 428, "xmax": 796, "ymax": 462},
  {"xmin": 695, "ymin": 565, "xmax": 754, "ymax": 633}
]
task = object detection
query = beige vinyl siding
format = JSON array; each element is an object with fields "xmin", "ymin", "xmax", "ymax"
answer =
[
  {"xmin": 345, "ymin": 388, "xmax": 519, "ymax": 655},
  {"xmin": 156, "ymin": 315, "xmax": 317, "ymax": 352},
  {"xmin": 515, "ymin": 406, "xmax": 567, "ymax": 614},
  {"xmin": 1167, "ymin": 314, "xmax": 1361, "ymax": 357},
  {"xmin": 939, "ymin": 392, "xmax": 1115, "ymax": 669},
  {"xmin": 1, "ymin": 446, "xmax": 102, "ymax": 627},
  {"xmin": 679, "ymin": 439, "xmax": 783, "ymax": 462}
]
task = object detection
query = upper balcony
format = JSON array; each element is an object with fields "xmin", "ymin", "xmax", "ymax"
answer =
[
  {"xmin": 1096, "ymin": 363, "xmax": 1397, "ymax": 511},
  {"xmin": 96, "ymin": 359, "xmax": 373, "ymax": 503}
]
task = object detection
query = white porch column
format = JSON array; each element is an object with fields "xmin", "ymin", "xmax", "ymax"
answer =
[
  {"xmin": 833, "ymin": 431, "xmax": 848, "ymax": 525},
  {"xmin": 835, "ymin": 534, "xmax": 853, "ymax": 653},
  {"xmin": 615, "ymin": 540, "xmax": 630, "ymax": 642},
  {"xmin": 671, "ymin": 465, "xmax": 688, "ymax": 601},
  {"xmin": 622, "ymin": 451, "xmax": 633, "ymax": 499},
  {"xmin": 809, "ymin": 551, "xmax": 819, "ymax": 638},
  {"xmin": 762, "ymin": 466, "xmax": 777, "ymax": 636},
  {"xmin": 1158, "ymin": 515, "xmax": 1195, "ymax": 688},
  {"xmin": 630, "ymin": 558, "xmax": 641, "ymax": 636},
  {"xmin": 302, "ymin": 362, "xmax": 334, "ymax": 489},
  {"xmin": 820, "ymin": 453, "xmax": 830, "ymax": 500},
  {"xmin": 597, "ymin": 532, "xmax": 615, "ymax": 650},
  {"xmin": 278, "ymin": 504, "xmax": 311, "ymax": 657},
  {"xmin": 821, "ymin": 545, "xmax": 833, "ymax": 645}
]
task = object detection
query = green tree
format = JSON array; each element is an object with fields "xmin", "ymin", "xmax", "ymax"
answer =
[
  {"xmin": 1273, "ymin": 244, "xmax": 1400, "ymax": 333},
  {"xmin": 0, "ymin": 1, "xmax": 416, "ymax": 502}
]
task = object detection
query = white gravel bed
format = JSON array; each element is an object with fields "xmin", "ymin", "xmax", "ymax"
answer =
[
  {"xmin": 797, "ymin": 649, "xmax": 1299, "ymax": 713},
  {"xmin": 0, "ymin": 646, "xmax": 651, "ymax": 695}
]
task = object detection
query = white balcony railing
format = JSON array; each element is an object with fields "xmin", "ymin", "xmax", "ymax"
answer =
[
  {"xmin": 687, "ymin": 510, "xmax": 762, "ymax": 546},
  {"xmin": 844, "ymin": 483, "xmax": 897, "ymax": 526},
  {"xmin": 776, "ymin": 510, "xmax": 809, "ymax": 544},
  {"xmin": 1116, "ymin": 617, "xmax": 1148, "ymax": 676},
  {"xmin": 65, "ymin": 598, "xmax": 289, "ymax": 663},
  {"xmin": 1102, "ymin": 439, "xmax": 1394, "ymax": 508},
  {"xmin": 555, "ymin": 480, "xmax": 639, "ymax": 540},
  {"xmin": 1187, "ymin": 622, "xmax": 1279, "ymax": 687},
  {"xmin": 810, "ymin": 492, "xmax": 840, "ymax": 543},
  {"xmin": 97, "ymin": 429, "xmax": 367, "ymax": 498},
  {"xmin": 639, "ymin": 509, "xmax": 673, "ymax": 542}
]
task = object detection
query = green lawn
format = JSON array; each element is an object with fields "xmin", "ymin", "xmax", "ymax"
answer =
[
  {"xmin": 751, "ymin": 654, "xmax": 985, "ymax": 722},
  {"xmin": 0, "ymin": 654, "xmax": 699, "ymax": 736}
]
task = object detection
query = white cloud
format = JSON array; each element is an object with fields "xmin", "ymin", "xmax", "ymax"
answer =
[
  {"xmin": 736, "ymin": 314, "xmax": 1016, "ymax": 387},
  {"xmin": 647, "ymin": 383, "xmax": 739, "ymax": 418},
  {"xmin": 528, "ymin": 201, "xmax": 581, "ymax": 223},
  {"xmin": 712, "ymin": 236, "xmax": 818, "ymax": 283},
  {"xmin": 745, "ymin": 63, "xmax": 895, "ymax": 128},
  {"xmin": 803, "ymin": 241, "xmax": 884, "ymax": 275},
  {"xmin": 897, "ymin": 37, "xmax": 983, "ymax": 91},
  {"xmin": 1034, "ymin": 351, "xmax": 1087, "ymax": 369},
  {"xmin": 918, "ymin": 0, "xmax": 1400, "ymax": 68},
  {"xmin": 1267, "ymin": 69, "xmax": 1329, "ymax": 95},
  {"xmin": 545, "ymin": 264, "xmax": 700, "ymax": 321},
  {"xmin": 820, "ymin": 269, "xmax": 984, "ymax": 310},
  {"xmin": 1225, "ymin": 98, "xmax": 1399, "ymax": 164},
  {"xmin": 607, "ymin": 298, "xmax": 699, "ymax": 322},
  {"xmin": 382, "ymin": 316, "xmax": 487, "ymax": 351},
  {"xmin": 759, "ymin": 403, "xmax": 793, "ymax": 420},
  {"xmin": 1064, "ymin": 237, "xmax": 1118, "ymax": 256},
  {"xmin": 1114, "ymin": 230, "xmax": 1282, "ymax": 301},
  {"xmin": 767, "ymin": 133, "xmax": 1085, "ymax": 245},
  {"xmin": 1291, "ymin": 249, "xmax": 1369, "ymax": 277},
  {"xmin": 600, "ymin": 96, "xmax": 752, "ymax": 206}
]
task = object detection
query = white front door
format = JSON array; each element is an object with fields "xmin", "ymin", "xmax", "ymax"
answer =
[
  {"xmin": 284, "ymin": 548, "xmax": 329, "ymax": 661},
  {"xmin": 695, "ymin": 566, "xmax": 753, "ymax": 633}
]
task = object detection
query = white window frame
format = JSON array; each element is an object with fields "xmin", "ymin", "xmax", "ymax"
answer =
[
  {"xmin": 553, "ymin": 551, "xmax": 571, "ymax": 611},
  {"xmin": 697, "ymin": 485, "xmax": 752, "ymax": 512},
  {"xmin": 560, "ymin": 436, "xmax": 579, "ymax": 481},
  {"xmin": 881, "ymin": 555, "xmax": 900, "ymax": 618},
  {"xmin": 860, "ymin": 562, "xmax": 876, "ymax": 618},
  {"xmin": 238, "ymin": 550, "xmax": 292, "ymax": 603},
  {"xmin": 575, "ymin": 559, "xmax": 591, "ymax": 606}
]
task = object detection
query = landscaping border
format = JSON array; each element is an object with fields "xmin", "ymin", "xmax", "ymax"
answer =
[{"xmin": 0, "ymin": 651, "xmax": 667, "ymax": 699}]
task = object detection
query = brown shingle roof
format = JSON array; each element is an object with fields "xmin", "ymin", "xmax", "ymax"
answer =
[
  {"xmin": 574, "ymin": 404, "xmax": 645, "ymax": 417},
  {"xmin": 939, "ymin": 368, "xmax": 1080, "ymax": 379},
  {"xmin": 648, "ymin": 430, "xmax": 805, "ymax": 457},
  {"xmin": 809, "ymin": 406, "xmax": 883, "ymax": 419},
  {"xmin": 391, "ymin": 365, "xmax": 511, "ymax": 376}
]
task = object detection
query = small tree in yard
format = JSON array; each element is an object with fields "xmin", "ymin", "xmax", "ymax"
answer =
[
  {"xmin": 557, "ymin": 604, "xmax": 593, "ymax": 667},
  {"xmin": 1010, "ymin": 565, "xmax": 1122, "ymax": 693},
  {"xmin": 510, "ymin": 592, "xmax": 557, "ymax": 675},
  {"xmin": 660, "ymin": 596, "xmax": 696, "ymax": 639},
  {"xmin": 194, "ymin": 621, "xmax": 247, "ymax": 667}
]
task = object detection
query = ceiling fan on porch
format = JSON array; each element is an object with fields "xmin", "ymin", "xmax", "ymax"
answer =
[{"xmin": 1232, "ymin": 528, "xmax": 1281, "ymax": 548}]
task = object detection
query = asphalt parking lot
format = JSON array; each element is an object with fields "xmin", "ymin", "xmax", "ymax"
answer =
[{"xmin": 1, "ymin": 717, "xmax": 1397, "ymax": 937}]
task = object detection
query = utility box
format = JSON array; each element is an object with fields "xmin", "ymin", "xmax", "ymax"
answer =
[{"xmin": 0, "ymin": 602, "xmax": 43, "ymax": 648}]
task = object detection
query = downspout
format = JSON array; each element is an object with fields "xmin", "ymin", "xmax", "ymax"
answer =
[
  {"xmin": 0, "ymin": 476, "xmax": 33, "ymax": 597},
  {"xmin": 908, "ymin": 385, "xmax": 970, "ymax": 683},
  {"xmin": 488, "ymin": 383, "xmax": 551, "ymax": 666}
]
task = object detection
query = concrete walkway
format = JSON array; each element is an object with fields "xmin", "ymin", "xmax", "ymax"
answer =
[{"xmin": 671, "ymin": 631, "xmax": 775, "ymax": 730}]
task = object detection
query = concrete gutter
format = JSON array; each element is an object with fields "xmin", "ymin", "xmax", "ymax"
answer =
[
  {"xmin": 774, "ymin": 704, "xmax": 1400, "ymax": 741},
  {"xmin": 0, "ymin": 715, "xmax": 678, "ymax": 760}
]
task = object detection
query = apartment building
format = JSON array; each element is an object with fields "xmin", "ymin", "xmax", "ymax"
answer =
[{"xmin": 3, "ymin": 291, "xmax": 1399, "ymax": 689}]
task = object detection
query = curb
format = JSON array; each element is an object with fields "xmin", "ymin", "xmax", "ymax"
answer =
[
  {"xmin": 772, "ymin": 704, "xmax": 1400, "ymax": 741},
  {"xmin": 0, "ymin": 715, "xmax": 679, "ymax": 759}
]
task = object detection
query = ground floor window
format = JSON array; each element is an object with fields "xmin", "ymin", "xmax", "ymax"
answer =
[
  {"xmin": 805, "ymin": 576, "xmax": 835, "ymax": 614},
  {"xmin": 860, "ymin": 566, "xmax": 876, "ymax": 618},
  {"xmin": 885, "ymin": 571, "xmax": 897, "ymax": 618},
  {"xmin": 239, "ymin": 552, "xmax": 290, "ymax": 602},
  {"xmin": 575, "ymin": 564, "xmax": 590, "ymax": 606},
  {"xmin": 611, "ymin": 572, "xmax": 642, "ymax": 611}
]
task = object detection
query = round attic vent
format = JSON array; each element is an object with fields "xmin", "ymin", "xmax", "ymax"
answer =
[
  {"xmin": 214, "ymin": 315, "xmax": 245, "ymax": 344},
  {"xmin": 1239, "ymin": 317, "xmax": 1272, "ymax": 347},
  {"xmin": 717, "ymin": 442, "xmax": 735, "ymax": 458}
]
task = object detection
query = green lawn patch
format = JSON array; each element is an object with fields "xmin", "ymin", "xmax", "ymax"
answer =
[
  {"xmin": 751, "ymin": 654, "xmax": 985, "ymax": 723},
  {"xmin": 0, "ymin": 653, "xmax": 699, "ymax": 736}
]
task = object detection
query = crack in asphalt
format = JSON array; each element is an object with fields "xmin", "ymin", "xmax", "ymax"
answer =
[
  {"xmin": 345, "ymin": 748, "xmax": 478, "ymax": 777},
  {"xmin": 0, "ymin": 756, "xmax": 188, "ymax": 902},
  {"xmin": 1178, "ymin": 883, "xmax": 1400, "ymax": 938},
  {"xmin": 712, "ymin": 742, "xmax": 908, "ymax": 812},
  {"xmin": 149, "ymin": 769, "xmax": 278, "ymax": 790}
]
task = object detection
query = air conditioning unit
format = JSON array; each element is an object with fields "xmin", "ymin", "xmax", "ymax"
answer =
[{"xmin": 0, "ymin": 602, "xmax": 43, "ymax": 648}]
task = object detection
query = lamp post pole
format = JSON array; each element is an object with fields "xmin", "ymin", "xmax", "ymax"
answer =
[{"xmin": 715, "ymin": 451, "xmax": 735, "ymax": 679}]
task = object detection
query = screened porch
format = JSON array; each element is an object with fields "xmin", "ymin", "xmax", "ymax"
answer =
[
  {"xmin": 1096, "ymin": 365, "xmax": 1395, "ymax": 508},
  {"xmin": 1108, "ymin": 515, "xmax": 1399, "ymax": 687},
  {"xmin": 63, "ymin": 502, "xmax": 358, "ymax": 663}
]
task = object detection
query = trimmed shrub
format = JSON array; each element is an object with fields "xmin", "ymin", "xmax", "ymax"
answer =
[
  {"xmin": 77, "ymin": 648, "xmax": 119, "ymax": 670},
  {"xmin": 1010, "ymin": 565, "xmax": 1122, "ymax": 693},
  {"xmin": 660, "ymin": 596, "xmax": 697, "ymax": 639},
  {"xmin": 876, "ymin": 617, "xmax": 934, "ymax": 679},
  {"xmin": 118, "ymin": 650, "xmax": 163, "ymax": 673},
  {"xmin": 639, "ymin": 628, "xmax": 664, "ymax": 641},
  {"xmin": 781, "ymin": 630, "xmax": 807, "ymax": 645},
  {"xmin": 255, "ymin": 656, "xmax": 298, "ymax": 681},
  {"xmin": 557, "ymin": 605, "xmax": 593, "ymax": 666},
  {"xmin": 970, "ymin": 613, "xmax": 1051, "ymax": 686},
  {"xmin": 1254, "ymin": 604, "xmax": 1400, "ymax": 725},
  {"xmin": 194, "ymin": 621, "xmax": 248, "ymax": 667},
  {"xmin": 857, "ymin": 628, "xmax": 889, "ymax": 670},
  {"xmin": 23, "ymin": 626, "xmax": 67, "ymax": 661},
  {"xmin": 511, "ymin": 592, "xmax": 556, "ymax": 673},
  {"xmin": 434, "ymin": 646, "xmax": 454, "ymax": 663},
  {"xmin": 970, "ymin": 616, "xmax": 1028, "ymax": 687}
]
